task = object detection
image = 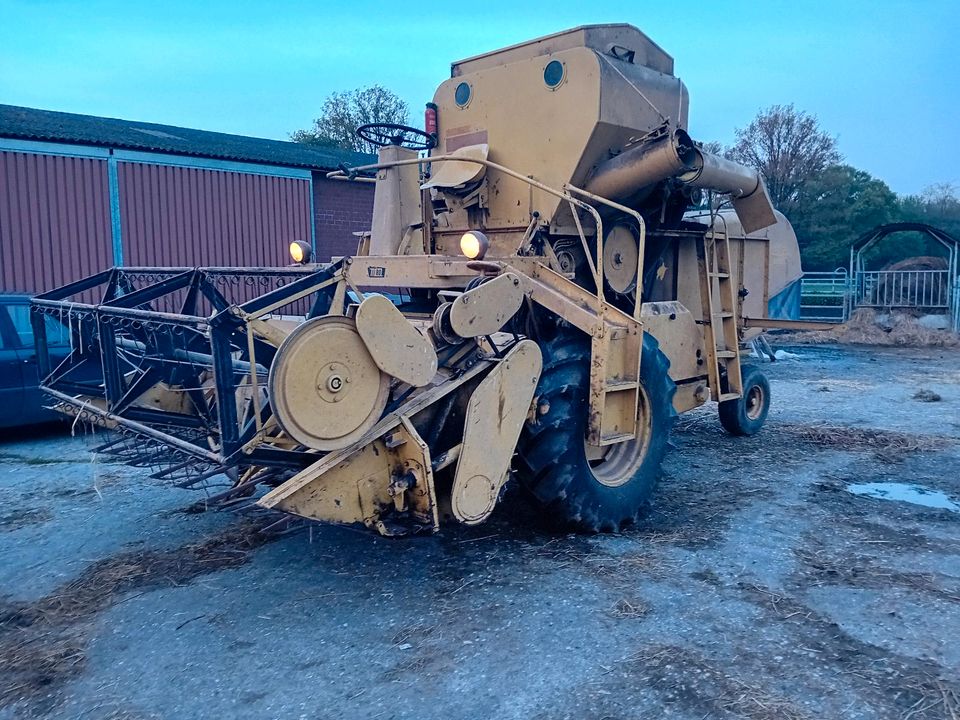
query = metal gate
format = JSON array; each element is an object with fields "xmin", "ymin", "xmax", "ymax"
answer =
[
  {"xmin": 854, "ymin": 270, "xmax": 952, "ymax": 311},
  {"xmin": 849, "ymin": 223, "xmax": 959, "ymax": 332},
  {"xmin": 800, "ymin": 270, "xmax": 849, "ymax": 323}
]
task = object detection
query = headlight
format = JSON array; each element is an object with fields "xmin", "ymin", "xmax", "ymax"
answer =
[
  {"xmin": 459, "ymin": 231, "xmax": 489, "ymax": 260},
  {"xmin": 289, "ymin": 241, "xmax": 312, "ymax": 264}
]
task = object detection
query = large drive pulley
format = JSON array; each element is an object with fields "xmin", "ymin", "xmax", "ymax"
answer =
[
  {"xmin": 602, "ymin": 221, "xmax": 641, "ymax": 295},
  {"xmin": 268, "ymin": 316, "xmax": 390, "ymax": 451}
]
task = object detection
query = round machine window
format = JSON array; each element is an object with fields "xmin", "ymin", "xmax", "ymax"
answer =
[
  {"xmin": 455, "ymin": 82, "xmax": 472, "ymax": 107},
  {"xmin": 543, "ymin": 60, "xmax": 565, "ymax": 88}
]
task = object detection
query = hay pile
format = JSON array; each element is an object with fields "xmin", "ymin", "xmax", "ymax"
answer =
[
  {"xmin": 781, "ymin": 423, "xmax": 952, "ymax": 453},
  {"xmin": 780, "ymin": 423, "xmax": 954, "ymax": 463},
  {"xmin": 782, "ymin": 308, "xmax": 959, "ymax": 348},
  {"xmin": 883, "ymin": 256, "xmax": 948, "ymax": 272},
  {"xmin": 0, "ymin": 520, "xmax": 272, "ymax": 711}
]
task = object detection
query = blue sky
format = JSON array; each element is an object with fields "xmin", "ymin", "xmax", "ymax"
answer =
[{"xmin": 1, "ymin": 0, "xmax": 956, "ymax": 195}]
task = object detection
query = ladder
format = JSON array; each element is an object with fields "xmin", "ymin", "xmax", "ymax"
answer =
[
  {"xmin": 697, "ymin": 228, "xmax": 742, "ymax": 402},
  {"xmin": 509, "ymin": 263, "xmax": 642, "ymax": 446},
  {"xmin": 589, "ymin": 319, "xmax": 643, "ymax": 445}
]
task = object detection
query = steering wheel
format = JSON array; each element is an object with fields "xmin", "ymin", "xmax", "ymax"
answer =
[{"xmin": 357, "ymin": 123, "xmax": 437, "ymax": 151}]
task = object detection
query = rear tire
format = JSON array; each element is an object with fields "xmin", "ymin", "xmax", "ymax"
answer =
[
  {"xmin": 718, "ymin": 364, "xmax": 770, "ymax": 436},
  {"xmin": 515, "ymin": 329, "xmax": 676, "ymax": 532}
]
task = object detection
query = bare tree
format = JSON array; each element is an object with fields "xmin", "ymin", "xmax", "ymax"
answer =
[
  {"xmin": 291, "ymin": 85, "xmax": 410, "ymax": 155},
  {"xmin": 921, "ymin": 182, "xmax": 960, "ymax": 218},
  {"xmin": 727, "ymin": 104, "xmax": 840, "ymax": 213},
  {"xmin": 697, "ymin": 140, "xmax": 726, "ymax": 157}
]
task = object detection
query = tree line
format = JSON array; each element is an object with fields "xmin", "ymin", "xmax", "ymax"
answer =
[
  {"xmin": 718, "ymin": 104, "xmax": 958, "ymax": 271},
  {"xmin": 293, "ymin": 90, "xmax": 958, "ymax": 272}
]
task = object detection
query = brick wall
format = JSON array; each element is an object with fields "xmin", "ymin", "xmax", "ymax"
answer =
[{"xmin": 312, "ymin": 173, "xmax": 374, "ymax": 261}]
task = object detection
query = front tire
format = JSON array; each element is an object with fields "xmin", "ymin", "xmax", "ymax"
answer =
[{"xmin": 515, "ymin": 329, "xmax": 676, "ymax": 532}]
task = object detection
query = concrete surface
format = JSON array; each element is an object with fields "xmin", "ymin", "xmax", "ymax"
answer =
[{"xmin": 1, "ymin": 343, "xmax": 958, "ymax": 720}]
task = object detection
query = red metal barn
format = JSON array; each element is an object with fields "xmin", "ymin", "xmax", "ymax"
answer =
[{"xmin": 0, "ymin": 104, "xmax": 375, "ymax": 294}]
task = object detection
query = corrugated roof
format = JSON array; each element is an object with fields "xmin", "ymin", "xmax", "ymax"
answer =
[{"xmin": 0, "ymin": 104, "xmax": 375, "ymax": 171}]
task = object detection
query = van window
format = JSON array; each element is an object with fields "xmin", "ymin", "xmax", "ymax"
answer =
[{"xmin": 6, "ymin": 303, "xmax": 71, "ymax": 347}]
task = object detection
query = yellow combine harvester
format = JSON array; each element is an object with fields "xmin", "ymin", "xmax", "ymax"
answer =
[{"xmin": 33, "ymin": 25, "xmax": 808, "ymax": 535}]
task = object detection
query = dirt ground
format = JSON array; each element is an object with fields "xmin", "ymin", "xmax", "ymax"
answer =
[{"xmin": 1, "ymin": 343, "xmax": 958, "ymax": 720}]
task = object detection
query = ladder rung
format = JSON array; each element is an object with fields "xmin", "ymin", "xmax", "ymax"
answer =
[
  {"xmin": 604, "ymin": 380, "xmax": 639, "ymax": 391},
  {"xmin": 709, "ymin": 272, "xmax": 730, "ymax": 278},
  {"xmin": 599, "ymin": 432, "xmax": 635, "ymax": 445},
  {"xmin": 718, "ymin": 392, "xmax": 741, "ymax": 401},
  {"xmin": 715, "ymin": 350, "xmax": 737, "ymax": 359},
  {"xmin": 717, "ymin": 311, "xmax": 734, "ymax": 318}
]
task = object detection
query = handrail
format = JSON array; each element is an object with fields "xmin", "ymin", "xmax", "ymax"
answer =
[
  {"xmin": 564, "ymin": 183, "xmax": 647, "ymax": 320},
  {"xmin": 328, "ymin": 155, "xmax": 626, "ymax": 305}
]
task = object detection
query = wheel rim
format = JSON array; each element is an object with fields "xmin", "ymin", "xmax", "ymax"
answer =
[
  {"xmin": 745, "ymin": 384, "xmax": 765, "ymax": 420},
  {"xmin": 584, "ymin": 385, "xmax": 653, "ymax": 488}
]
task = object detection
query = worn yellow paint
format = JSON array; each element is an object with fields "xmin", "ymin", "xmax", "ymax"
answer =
[
  {"xmin": 355, "ymin": 294, "xmax": 438, "ymax": 387},
  {"xmin": 451, "ymin": 340, "xmax": 542, "ymax": 524},
  {"xmin": 448, "ymin": 272, "xmax": 524, "ymax": 338},
  {"xmin": 268, "ymin": 316, "xmax": 389, "ymax": 451}
]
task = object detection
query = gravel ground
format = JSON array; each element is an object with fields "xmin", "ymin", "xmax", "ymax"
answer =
[{"xmin": 1, "ymin": 343, "xmax": 958, "ymax": 720}]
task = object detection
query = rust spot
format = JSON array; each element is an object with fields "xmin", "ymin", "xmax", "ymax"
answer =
[{"xmin": 445, "ymin": 129, "xmax": 488, "ymax": 151}]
